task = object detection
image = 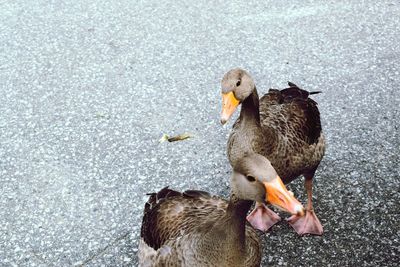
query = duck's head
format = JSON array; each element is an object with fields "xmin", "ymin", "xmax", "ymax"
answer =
[
  {"xmin": 231, "ymin": 153, "xmax": 304, "ymax": 216},
  {"xmin": 220, "ymin": 68, "xmax": 255, "ymax": 124}
]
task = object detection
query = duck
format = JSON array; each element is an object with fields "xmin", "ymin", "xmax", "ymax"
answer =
[
  {"xmin": 220, "ymin": 68, "xmax": 325, "ymax": 235},
  {"xmin": 138, "ymin": 153, "xmax": 304, "ymax": 267}
]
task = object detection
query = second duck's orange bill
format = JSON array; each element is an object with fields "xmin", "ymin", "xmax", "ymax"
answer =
[
  {"xmin": 221, "ymin": 92, "xmax": 240, "ymax": 125},
  {"xmin": 264, "ymin": 176, "xmax": 304, "ymax": 216}
]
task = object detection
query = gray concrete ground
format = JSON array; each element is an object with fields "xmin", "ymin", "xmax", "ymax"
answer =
[{"xmin": 1, "ymin": 0, "xmax": 399, "ymax": 266}]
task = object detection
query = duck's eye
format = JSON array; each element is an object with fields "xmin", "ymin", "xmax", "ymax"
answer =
[
  {"xmin": 236, "ymin": 80, "xmax": 241, "ymax": 86},
  {"xmin": 246, "ymin": 175, "xmax": 256, "ymax": 182}
]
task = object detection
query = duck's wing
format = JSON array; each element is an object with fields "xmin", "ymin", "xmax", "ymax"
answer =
[
  {"xmin": 140, "ymin": 187, "xmax": 227, "ymax": 251},
  {"xmin": 138, "ymin": 238, "xmax": 182, "ymax": 267},
  {"xmin": 259, "ymin": 82, "xmax": 322, "ymax": 146}
]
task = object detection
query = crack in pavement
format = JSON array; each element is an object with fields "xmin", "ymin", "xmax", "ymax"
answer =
[{"xmin": 79, "ymin": 231, "xmax": 131, "ymax": 266}]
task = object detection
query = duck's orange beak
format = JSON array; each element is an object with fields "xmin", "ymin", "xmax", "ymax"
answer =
[
  {"xmin": 264, "ymin": 176, "xmax": 304, "ymax": 216},
  {"xmin": 221, "ymin": 92, "xmax": 240, "ymax": 125}
]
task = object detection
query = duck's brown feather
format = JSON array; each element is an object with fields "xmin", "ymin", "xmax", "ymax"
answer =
[
  {"xmin": 261, "ymin": 83, "xmax": 321, "ymax": 145},
  {"xmin": 228, "ymin": 83, "xmax": 325, "ymax": 183},
  {"xmin": 141, "ymin": 187, "xmax": 225, "ymax": 251},
  {"xmin": 139, "ymin": 187, "xmax": 261, "ymax": 267},
  {"xmin": 259, "ymin": 83, "xmax": 325, "ymax": 182}
]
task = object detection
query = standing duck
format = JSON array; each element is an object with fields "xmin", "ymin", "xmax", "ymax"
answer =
[
  {"xmin": 220, "ymin": 68, "xmax": 325, "ymax": 235},
  {"xmin": 139, "ymin": 154, "xmax": 304, "ymax": 267}
]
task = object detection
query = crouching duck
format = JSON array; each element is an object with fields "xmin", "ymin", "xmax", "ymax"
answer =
[
  {"xmin": 220, "ymin": 68, "xmax": 325, "ymax": 235},
  {"xmin": 139, "ymin": 154, "xmax": 304, "ymax": 267}
]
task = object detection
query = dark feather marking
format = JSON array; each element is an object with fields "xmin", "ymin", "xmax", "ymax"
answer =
[
  {"xmin": 183, "ymin": 190, "xmax": 211, "ymax": 198},
  {"xmin": 263, "ymin": 84, "xmax": 322, "ymax": 146}
]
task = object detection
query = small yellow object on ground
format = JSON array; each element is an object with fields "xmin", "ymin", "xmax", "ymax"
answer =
[{"xmin": 159, "ymin": 133, "xmax": 193, "ymax": 143}]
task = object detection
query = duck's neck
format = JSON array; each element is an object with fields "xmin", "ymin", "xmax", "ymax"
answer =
[
  {"xmin": 226, "ymin": 195, "xmax": 253, "ymax": 248},
  {"xmin": 239, "ymin": 87, "xmax": 260, "ymax": 124},
  {"xmin": 199, "ymin": 195, "xmax": 253, "ymax": 265}
]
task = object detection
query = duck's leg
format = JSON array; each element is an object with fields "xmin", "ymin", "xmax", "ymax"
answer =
[
  {"xmin": 246, "ymin": 201, "xmax": 281, "ymax": 231},
  {"xmin": 287, "ymin": 175, "xmax": 323, "ymax": 235}
]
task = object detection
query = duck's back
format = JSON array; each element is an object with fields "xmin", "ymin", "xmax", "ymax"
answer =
[
  {"xmin": 139, "ymin": 187, "xmax": 261, "ymax": 267},
  {"xmin": 141, "ymin": 188, "xmax": 226, "ymax": 249},
  {"xmin": 259, "ymin": 83, "xmax": 325, "ymax": 182}
]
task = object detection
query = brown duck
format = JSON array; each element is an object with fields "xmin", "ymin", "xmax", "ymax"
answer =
[
  {"xmin": 139, "ymin": 154, "xmax": 304, "ymax": 266},
  {"xmin": 220, "ymin": 68, "xmax": 325, "ymax": 235}
]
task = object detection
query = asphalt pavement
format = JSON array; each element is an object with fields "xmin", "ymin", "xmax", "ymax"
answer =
[{"xmin": 0, "ymin": 0, "xmax": 399, "ymax": 266}]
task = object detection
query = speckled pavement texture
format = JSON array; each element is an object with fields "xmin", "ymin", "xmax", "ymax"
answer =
[{"xmin": 0, "ymin": 0, "xmax": 399, "ymax": 266}]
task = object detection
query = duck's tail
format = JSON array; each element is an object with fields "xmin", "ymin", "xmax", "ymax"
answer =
[
  {"xmin": 145, "ymin": 186, "xmax": 181, "ymax": 211},
  {"xmin": 309, "ymin": 91, "xmax": 322, "ymax": 95},
  {"xmin": 287, "ymin": 81, "xmax": 322, "ymax": 96}
]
